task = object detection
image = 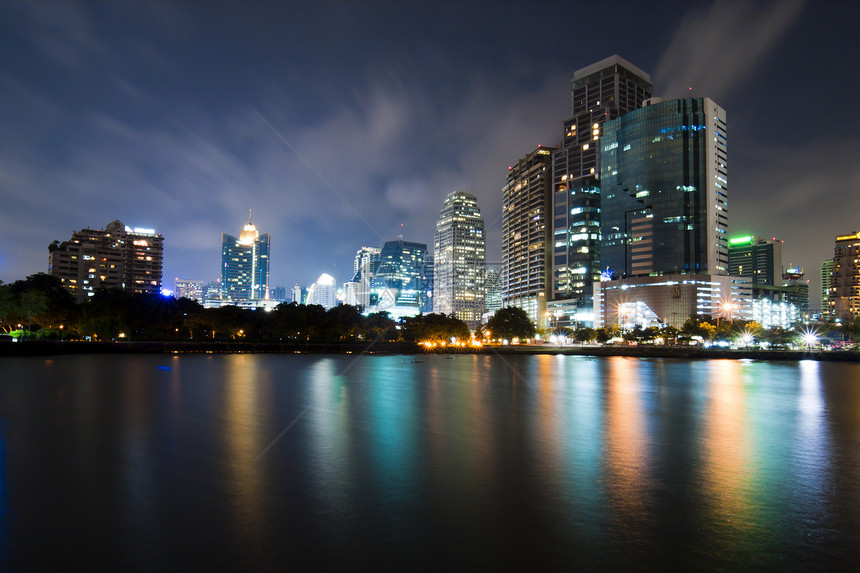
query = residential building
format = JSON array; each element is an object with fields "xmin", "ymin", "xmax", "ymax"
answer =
[
  {"xmin": 221, "ymin": 212, "xmax": 270, "ymax": 303},
  {"xmin": 433, "ymin": 190, "xmax": 486, "ymax": 328},
  {"xmin": 48, "ymin": 219, "xmax": 164, "ymax": 302},
  {"xmin": 821, "ymin": 258, "xmax": 834, "ymax": 320},
  {"xmin": 502, "ymin": 146, "xmax": 555, "ymax": 329},
  {"xmin": 830, "ymin": 231, "xmax": 860, "ymax": 322},
  {"xmin": 551, "ymin": 55, "xmax": 653, "ymax": 320}
]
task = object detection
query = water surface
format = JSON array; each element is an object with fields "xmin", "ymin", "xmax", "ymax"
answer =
[{"xmin": 1, "ymin": 354, "xmax": 858, "ymax": 570}]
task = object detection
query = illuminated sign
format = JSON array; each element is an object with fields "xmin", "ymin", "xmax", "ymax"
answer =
[{"xmin": 729, "ymin": 236, "xmax": 754, "ymax": 245}]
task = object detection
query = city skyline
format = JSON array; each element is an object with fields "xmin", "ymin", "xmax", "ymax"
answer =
[{"xmin": 2, "ymin": 1, "xmax": 858, "ymax": 307}]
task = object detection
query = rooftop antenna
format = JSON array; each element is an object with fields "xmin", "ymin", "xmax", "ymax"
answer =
[
  {"xmin": 398, "ymin": 223, "xmax": 404, "ymax": 241},
  {"xmin": 248, "ymin": 209, "xmax": 253, "ymax": 224}
]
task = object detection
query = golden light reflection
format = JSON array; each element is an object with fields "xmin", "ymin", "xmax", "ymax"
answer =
[
  {"xmin": 701, "ymin": 359, "xmax": 753, "ymax": 538},
  {"xmin": 224, "ymin": 354, "xmax": 268, "ymax": 549},
  {"xmin": 534, "ymin": 355, "xmax": 563, "ymax": 478},
  {"xmin": 603, "ymin": 357, "xmax": 651, "ymax": 531}
]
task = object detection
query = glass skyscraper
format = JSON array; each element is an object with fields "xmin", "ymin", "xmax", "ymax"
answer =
[
  {"xmin": 433, "ymin": 190, "xmax": 486, "ymax": 328},
  {"xmin": 371, "ymin": 237, "xmax": 431, "ymax": 318},
  {"xmin": 551, "ymin": 56, "xmax": 653, "ymax": 318},
  {"xmin": 599, "ymin": 97, "xmax": 729, "ymax": 279},
  {"xmin": 221, "ymin": 213, "xmax": 270, "ymax": 302}
]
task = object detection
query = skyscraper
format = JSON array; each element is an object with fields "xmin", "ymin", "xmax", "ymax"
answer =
[
  {"xmin": 502, "ymin": 146, "xmax": 554, "ymax": 329},
  {"xmin": 49, "ymin": 219, "xmax": 164, "ymax": 302},
  {"xmin": 600, "ymin": 97, "xmax": 729, "ymax": 278},
  {"xmin": 307, "ymin": 273, "xmax": 337, "ymax": 309},
  {"xmin": 830, "ymin": 231, "xmax": 860, "ymax": 322},
  {"xmin": 433, "ymin": 190, "xmax": 486, "ymax": 327},
  {"xmin": 728, "ymin": 236, "xmax": 784, "ymax": 286},
  {"xmin": 371, "ymin": 237, "xmax": 430, "ymax": 319},
  {"xmin": 221, "ymin": 212, "xmax": 270, "ymax": 302},
  {"xmin": 820, "ymin": 258, "xmax": 834, "ymax": 320},
  {"xmin": 551, "ymin": 56, "xmax": 653, "ymax": 319},
  {"xmin": 347, "ymin": 247, "xmax": 381, "ymax": 309}
]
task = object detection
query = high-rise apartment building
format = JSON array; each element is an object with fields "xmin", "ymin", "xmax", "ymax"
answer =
[
  {"xmin": 728, "ymin": 236, "xmax": 783, "ymax": 285},
  {"xmin": 551, "ymin": 56, "xmax": 653, "ymax": 319},
  {"xmin": 433, "ymin": 190, "xmax": 486, "ymax": 328},
  {"xmin": 820, "ymin": 258, "xmax": 834, "ymax": 320},
  {"xmin": 307, "ymin": 273, "xmax": 338, "ymax": 309},
  {"xmin": 502, "ymin": 146, "xmax": 555, "ymax": 329},
  {"xmin": 830, "ymin": 231, "xmax": 860, "ymax": 322},
  {"xmin": 221, "ymin": 213, "xmax": 270, "ymax": 302},
  {"xmin": 484, "ymin": 267, "xmax": 503, "ymax": 314},
  {"xmin": 49, "ymin": 219, "xmax": 164, "ymax": 302},
  {"xmin": 600, "ymin": 97, "xmax": 729, "ymax": 278}
]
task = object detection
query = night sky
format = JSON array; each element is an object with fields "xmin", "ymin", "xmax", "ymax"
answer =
[{"xmin": 1, "ymin": 0, "xmax": 858, "ymax": 308}]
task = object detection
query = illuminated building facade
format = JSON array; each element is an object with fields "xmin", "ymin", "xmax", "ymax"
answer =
[
  {"xmin": 594, "ymin": 274, "xmax": 751, "ymax": 329},
  {"xmin": 221, "ymin": 213, "xmax": 270, "ymax": 302},
  {"xmin": 174, "ymin": 278, "xmax": 204, "ymax": 302},
  {"xmin": 502, "ymin": 146, "xmax": 554, "ymax": 329},
  {"xmin": 434, "ymin": 190, "xmax": 486, "ymax": 328},
  {"xmin": 600, "ymin": 97, "xmax": 729, "ymax": 279},
  {"xmin": 348, "ymin": 247, "xmax": 381, "ymax": 309},
  {"xmin": 820, "ymin": 258, "xmax": 833, "ymax": 320},
  {"xmin": 307, "ymin": 273, "xmax": 337, "ymax": 310},
  {"xmin": 728, "ymin": 236, "xmax": 783, "ymax": 286},
  {"xmin": 370, "ymin": 237, "xmax": 431, "ymax": 319},
  {"xmin": 551, "ymin": 55, "xmax": 653, "ymax": 318},
  {"xmin": 484, "ymin": 267, "xmax": 503, "ymax": 314},
  {"xmin": 49, "ymin": 219, "xmax": 164, "ymax": 302},
  {"xmin": 830, "ymin": 231, "xmax": 860, "ymax": 321}
]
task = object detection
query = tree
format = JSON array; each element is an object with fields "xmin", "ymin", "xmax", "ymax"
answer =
[
  {"xmin": 403, "ymin": 313, "xmax": 469, "ymax": 343},
  {"xmin": 485, "ymin": 307, "xmax": 535, "ymax": 341}
]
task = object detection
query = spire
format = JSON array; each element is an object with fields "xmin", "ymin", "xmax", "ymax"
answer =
[{"xmin": 248, "ymin": 209, "xmax": 253, "ymax": 225}]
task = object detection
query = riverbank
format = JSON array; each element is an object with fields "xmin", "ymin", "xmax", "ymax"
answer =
[{"xmin": 2, "ymin": 339, "xmax": 858, "ymax": 361}]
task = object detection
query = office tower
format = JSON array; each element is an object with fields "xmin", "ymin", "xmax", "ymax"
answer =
[
  {"xmin": 600, "ymin": 97, "xmax": 729, "ymax": 278},
  {"xmin": 221, "ymin": 212, "xmax": 270, "ymax": 302},
  {"xmin": 371, "ymin": 237, "xmax": 430, "ymax": 319},
  {"xmin": 433, "ymin": 190, "xmax": 486, "ymax": 328},
  {"xmin": 781, "ymin": 265, "xmax": 809, "ymax": 316},
  {"xmin": 307, "ymin": 273, "xmax": 337, "ymax": 309},
  {"xmin": 728, "ymin": 236, "xmax": 783, "ymax": 285},
  {"xmin": 820, "ymin": 258, "xmax": 834, "ymax": 320},
  {"xmin": 502, "ymin": 146, "xmax": 555, "ymax": 329},
  {"xmin": 830, "ymin": 231, "xmax": 860, "ymax": 322},
  {"xmin": 175, "ymin": 279, "xmax": 204, "ymax": 302},
  {"xmin": 551, "ymin": 56, "xmax": 653, "ymax": 318},
  {"xmin": 270, "ymin": 286, "xmax": 287, "ymax": 302},
  {"xmin": 484, "ymin": 267, "xmax": 503, "ymax": 314},
  {"xmin": 423, "ymin": 253, "xmax": 434, "ymax": 314},
  {"xmin": 349, "ymin": 247, "xmax": 381, "ymax": 309},
  {"xmin": 49, "ymin": 219, "xmax": 164, "ymax": 302}
]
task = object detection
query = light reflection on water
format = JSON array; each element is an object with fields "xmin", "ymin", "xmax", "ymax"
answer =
[{"xmin": 0, "ymin": 353, "xmax": 859, "ymax": 570}]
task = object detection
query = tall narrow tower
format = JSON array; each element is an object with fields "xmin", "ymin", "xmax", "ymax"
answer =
[
  {"xmin": 433, "ymin": 190, "xmax": 486, "ymax": 328},
  {"xmin": 551, "ymin": 56, "xmax": 653, "ymax": 318},
  {"xmin": 221, "ymin": 211, "xmax": 270, "ymax": 302},
  {"xmin": 502, "ymin": 146, "xmax": 554, "ymax": 329}
]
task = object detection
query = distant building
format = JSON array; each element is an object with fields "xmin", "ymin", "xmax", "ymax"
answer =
[
  {"xmin": 203, "ymin": 280, "xmax": 222, "ymax": 303},
  {"xmin": 728, "ymin": 236, "xmax": 784, "ymax": 286},
  {"xmin": 307, "ymin": 273, "xmax": 337, "ymax": 309},
  {"xmin": 291, "ymin": 283, "xmax": 306, "ymax": 305},
  {"xmin": 502, "ymin": 147, "xmax": 555, "ymax": 329},
  {"xmin": 221, "ymin": 212, "xmax": 270, "ymax": 303},
  {"xmin": 552, "ymin": 55, "xmax": 653, "ymax": 316},
  {"xmin": 370, "ymin": 237, "xmax": 431, "ymax": 319},
  {"xmin": 484, "ymin": 267, "xmax": 503, "ymax": 314},
  {"xmin": 820, "ymin": 258, "xmax": 834, "ymax": 320},
  {"xmin": 433, "ymin": 190, "xmax": 486, "ymax": 328},
  {"xmin": 830, "ymin": 231, "xmax": 860, "ymax": 322},
  {"xmin": 348, "ymin": 247, "xmax": 381, "ymax": 309},
  {"xmin": 49, "ymin": 219, "xmax": 164, "ymax": 302},
  {"xmin": 175, "ymin": 278, "xmax": 204, "ymax": 302},
  {"xmin": 270, "ymin": 286, "xmax": 288, "ymax": 302}
]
